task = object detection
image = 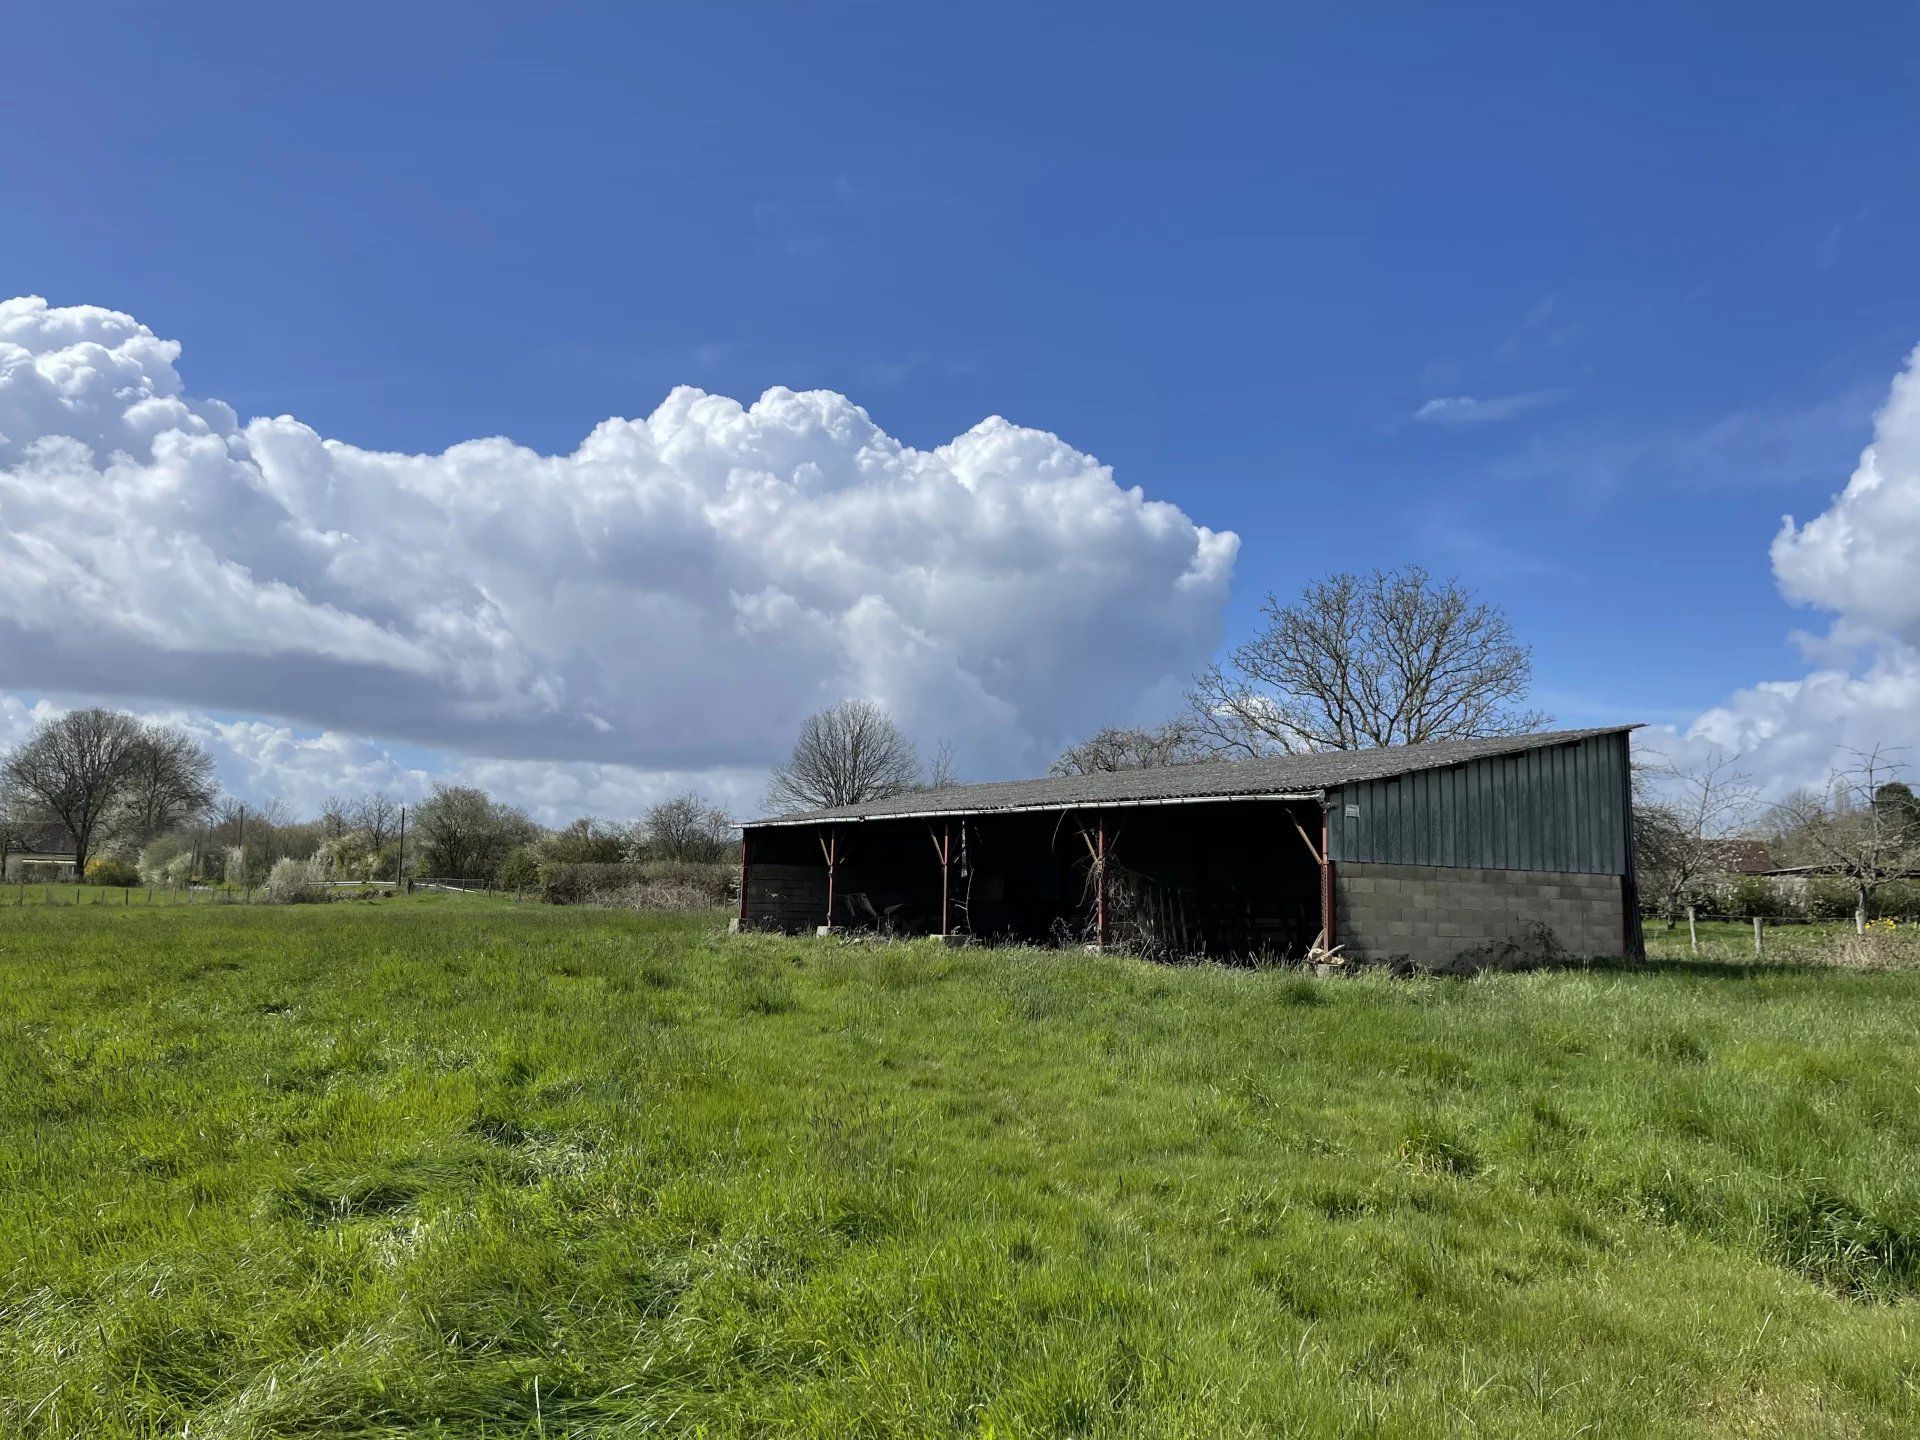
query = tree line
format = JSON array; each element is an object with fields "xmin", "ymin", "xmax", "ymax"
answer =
[
  {"xmin": 1635, "ymin": 744, "xmax": 1920, "ymax": 928},
  {"xmin": 0, "ymin": 708, "xmax": 737, "ymax": 888}
]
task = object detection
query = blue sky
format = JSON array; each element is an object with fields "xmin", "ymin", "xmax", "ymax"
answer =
[{"xmin": 3, "ymin": 3, "xmax": 1918, "ymax": 816}]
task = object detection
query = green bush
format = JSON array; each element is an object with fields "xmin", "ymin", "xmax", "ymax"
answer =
[
  {"xmin": 1872, "ymin": 880, "xmax": 1920, "ymax": 922},
  {"xmin": 1728, "ymin": 875, "xmax": 1774, "ymax": 918},
  {"xmin": 84, "ymin": 856, "xmax": 140, "ymax": 887},
  {"xmin": 497, "ymin": 845, "xmax": 541, "ymax": 893},
  {"xmin": 1805, "ymin": 880, "xmax": 1860, "ymax": 921}
]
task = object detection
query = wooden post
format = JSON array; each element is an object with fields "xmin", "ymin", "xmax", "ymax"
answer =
[
  {"xmin": 737, "ymin": 830, "xmax": 751, "ymax": 927},
  {"xmin": 1687, "ymin": 905, "xmax": 1698, "ymax": 955},
  {"xmin": 940, "ymin": 821, "xmax": 952, "ymax": 935},
  {"xmin": 1095, "ymin": 812, "xmax": 1108, "ymax": 949},
  {"xmin": 1753, "ymin": 916, "xmax": 1764, "ymax": 958},
  {"xmin": 824, "ymin": 827, "xmax": 839, "ymax": 931},
  {"xmin": 1321, "ymin": 807, "xmax": 1335, "ymax": 953}
]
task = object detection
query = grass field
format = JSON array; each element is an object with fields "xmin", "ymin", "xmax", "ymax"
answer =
[{"xmin": 3, "ymin": 897, "xmax": 1919, "ymax": 1437}]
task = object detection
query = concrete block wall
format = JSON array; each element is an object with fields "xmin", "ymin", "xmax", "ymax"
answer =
[{"xmin": 1334, "ymin": 861, "xmax": 1624, "ymax": 968}]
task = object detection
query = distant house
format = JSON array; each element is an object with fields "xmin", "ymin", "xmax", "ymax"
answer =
[
  {"xmin": 2, "ymin": 822, "xmax": 79, "ymax": 881},
  {"xmin": 1702, "ymin": 838, "xmax": 1775, "ymax": 876},
  {"xmin": 737, "ymin": 726, "xmax": 1642, "ymax": 968}
]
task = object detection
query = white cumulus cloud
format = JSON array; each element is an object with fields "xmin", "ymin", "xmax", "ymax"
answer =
[
  {"xmin": 1665, "ymin": 345, "xmax": 1920, "ymax": 792},
  {"xmin": 0, "ymin": 296, "xmax": 1237, "ymax": 802}
]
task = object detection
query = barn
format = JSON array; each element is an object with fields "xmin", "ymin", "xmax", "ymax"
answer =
[{"xmin": 736, "ymin": 725, "xmax": 1642, "ymax": 967}]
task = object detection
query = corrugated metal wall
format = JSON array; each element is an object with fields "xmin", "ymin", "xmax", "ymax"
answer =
[{"xmin": 1325, "ymin": 731, "xmax": 1632, "ymax": 875}]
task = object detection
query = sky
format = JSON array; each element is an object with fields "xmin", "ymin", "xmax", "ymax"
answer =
[{"xmin": 2, "ymin": 2, "xmax": 1918, "ymax": 822}]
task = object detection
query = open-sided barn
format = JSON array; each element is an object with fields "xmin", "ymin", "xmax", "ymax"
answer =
[{"xmin": 737, "ymin": 726, "xmax": 1642, "ymax": 967}]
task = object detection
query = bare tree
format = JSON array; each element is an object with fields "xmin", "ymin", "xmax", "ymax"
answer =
[
  {"xmin": 766, "ymin": 700, "xmax": 921, "ymax": 813},
  {"xmin": 413, "ymin": 784, "xmax": 538, "ymax": 880},
  {"xmin": 923, "ymin": 739, "xmax": 960, "ymax": 791},
  {"xmin": 1051, "ymin": 721, "xmax": 1205, "ymax": 776},
  {"xmin": 254, "ymin": 797, "xmax": 293, "ymax": 866},
  {"xmin": 1188, "ymin": 566, "xmax": 1548, "ymax": 756},
  {"xmin": 543, "ymin": 816, "xmax": 628, "ymax": 864},
  {"xmin": 353, "ymin": 794, "xmax": 401, "ymax": 853},
  {"xmin": 644, "ymin": 793, "xmax": 734, "ymax": 862},
  {"xmin": 1633, "ymin": 750, "xmax": 1759, "ymax": 926},
  {"xmin": 1, "ymin": 708, "xmax": 146, "ymax": 875},
  {"xmin": 320, "ymin": 795, "xmax": 353, "ymax": 840},
  {"xmin": 117, "ymin": 724, "xmax": 218, "ymax": 845},
  {"xmin": 1772, "ymin": 747, "xmax": 1920, "ymax": 931}
]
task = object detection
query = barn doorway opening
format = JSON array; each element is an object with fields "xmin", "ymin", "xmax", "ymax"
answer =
[{"xmin": 743, "ymin": 798, "xmax": 1327, "ymax": 961}]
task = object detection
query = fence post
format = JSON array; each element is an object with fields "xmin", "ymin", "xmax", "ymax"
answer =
[
  {"xmin": 1687, "ymin": 905, "xmax": 1698, "ymax": 956},
  {"xmin": 1753, "ymin": 916, "xmax": 1763, "ymax": 958}
]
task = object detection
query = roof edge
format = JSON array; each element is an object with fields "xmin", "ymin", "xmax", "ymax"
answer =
[
  {"xmin": 742, "ymin": 725, "xmax": 1642, "ymax": 829},
  {"xmin": 744, "ymin": 789, "xmax": 1323, "ymax": 828}
]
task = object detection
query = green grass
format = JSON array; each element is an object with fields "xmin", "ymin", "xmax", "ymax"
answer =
[{"xmin": 3, "ymin": 898, "xmax": 1919, "ymax": 1437}]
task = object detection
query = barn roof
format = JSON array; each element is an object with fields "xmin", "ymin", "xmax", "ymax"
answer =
[{"xmin": 746, "ymin": 725, "xmax": 1636, "ymax": 827}]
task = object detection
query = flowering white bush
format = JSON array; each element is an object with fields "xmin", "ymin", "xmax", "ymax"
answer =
[{"xmin": 264, "ymin": 857, "xmax": 329, "ymax": 904}]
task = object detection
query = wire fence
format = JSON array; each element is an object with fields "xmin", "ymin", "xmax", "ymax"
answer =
[
  {"xmin": 6, "ymin": 882, "xmax": 253, "ymax": 907},
  {"xmin": 1, "ymin": 876, "xmax": 517, "ymax": 908},
  {"xmin": 1647, "ymin": 904, "xmax": 1898, "ymax": 959},
  {"xmin": 1, "ymin": 880, "xmax": 427, "ymax": 907}
]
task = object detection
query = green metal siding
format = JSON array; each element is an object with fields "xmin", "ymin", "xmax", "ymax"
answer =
[{"xmin": 1325, "ymin": 731, "xmax": 1632, "ymax": 875}]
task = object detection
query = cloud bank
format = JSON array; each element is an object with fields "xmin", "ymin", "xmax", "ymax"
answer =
[
  {"xmin": 1670, "ymin": 345, "xmax": 1920, "ymax": 790},
  {"xmin": 0, "ymin": 296, "xmax": 1237, "ymax": 809}
]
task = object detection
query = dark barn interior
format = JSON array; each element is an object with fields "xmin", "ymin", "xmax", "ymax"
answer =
[{"xmin": 742, "ymin": 799, "xmax": 1327, "ymax": 958}]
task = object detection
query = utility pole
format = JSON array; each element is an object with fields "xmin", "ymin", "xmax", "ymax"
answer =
[{"xmin": 397, "ymin": 805, "xmax": 407, "ymax": 892}]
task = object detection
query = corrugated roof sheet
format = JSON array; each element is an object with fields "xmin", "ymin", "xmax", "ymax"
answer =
[{"xmin": 746, "ymin": 726, "xmax": 1636, "ymax": 827}]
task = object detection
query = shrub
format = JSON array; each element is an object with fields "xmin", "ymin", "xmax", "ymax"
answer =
[
  {"xmin": 85, "ymin": 856, "xmax": 140, "ymax": 887},
  {"xmin": 137, "ymin": 833, "xmax": 192, "ymax": 885},
  {"xmin": 1727, "ymin": 875, "xmax": 1774, "ymax": 919},
  {"xmin": 163, "ymin": 852, "xmax": 196, "ymax": 888},
  {"xmin": 224, "ymin": 845, "xmax": 268, "ymax": 888},
  {"xmin": 610, "ymin": 879, "xmax": 727, "ymax": 910},
  {"xmin": 498, "ymin": 845, "xmax": 542, "ymax": 893},
  {"xmin": 1872, "ymin": 880, "xmax": 1920, "ymax": 922},
  {"xmin": 264, "ymin": 857, "xmax": 330, "ymax": 904},
  {"xmin": 538, "ymin": 860, "xmax": 733, "ymax": 907},
  {"xmin": 315, "ymin": 829, "xmax": 376, "ymax": 880},
  {"xmin": 1805, "ymin": 880, "xmax": 1860, "ymax": 921}
]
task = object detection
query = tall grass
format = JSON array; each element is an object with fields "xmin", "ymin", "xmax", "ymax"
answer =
[{"xmin": 2, "ymin": 897, "xmax": 1918, "ymax": 1436}]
